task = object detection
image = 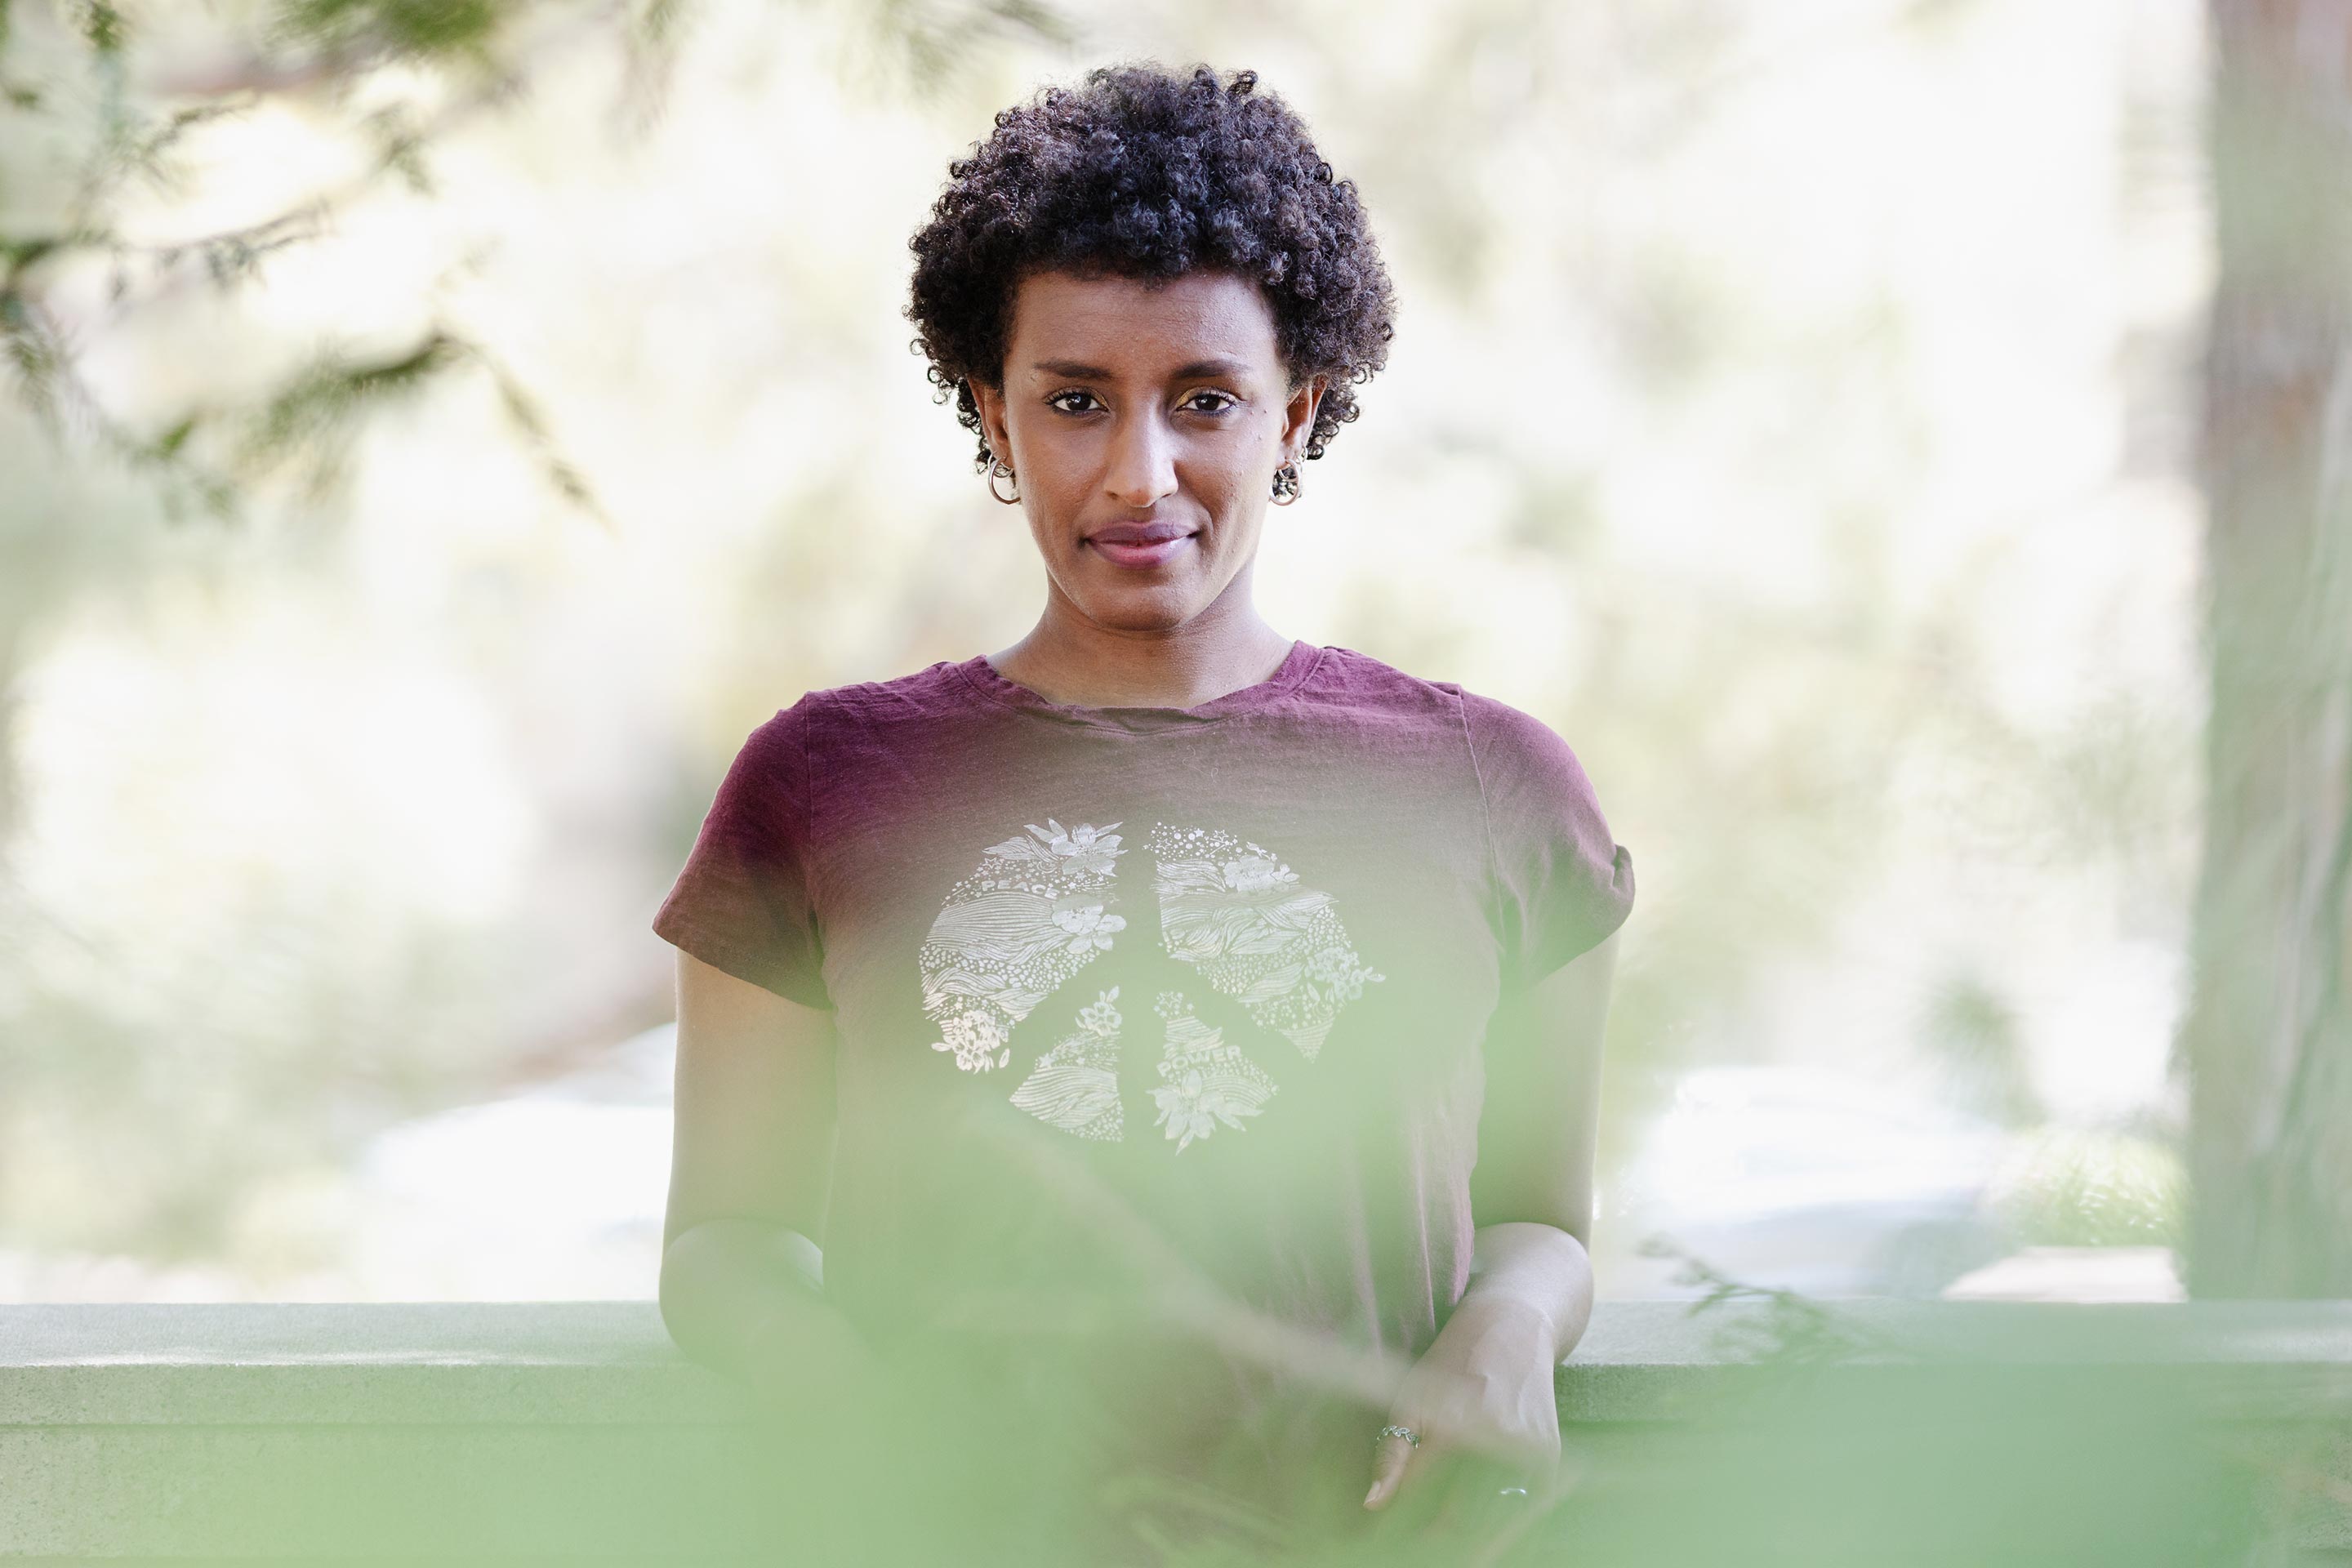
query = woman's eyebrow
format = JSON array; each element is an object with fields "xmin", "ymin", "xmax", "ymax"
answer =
[{"xmin": 1030, "ymin": 357, "xmax": 1250, "ymax": 381}]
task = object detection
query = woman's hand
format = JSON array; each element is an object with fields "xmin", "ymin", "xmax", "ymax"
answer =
[
  {"xmin": 1363, "ymin": 1294, "xmax": 1561, "ymax": 1516},
  {"xmin": 738, "ymin": 1280, "xmax": 884, "ymax": 1417}
]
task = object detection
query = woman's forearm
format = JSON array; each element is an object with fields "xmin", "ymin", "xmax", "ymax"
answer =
[
  {"xmin": 1364, "ymin": 1220, "xmax": 1592, "ymax": 1496},
  {"xmin": 659, "ymin": 1218, "xmax": 866, "ymax": 1405},
  {"xmin": 1454, "ymin": 1220, "xmax": 1597, "ymax": 1362}
]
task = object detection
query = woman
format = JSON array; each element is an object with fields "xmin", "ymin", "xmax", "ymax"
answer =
[{"xmin": 654, "ymin": 62, "xmax": 1634, "ymax": 1565}]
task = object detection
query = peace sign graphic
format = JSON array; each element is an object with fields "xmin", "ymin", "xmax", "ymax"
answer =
[{"xmin": 916, "ymin": 819, "xmax": 1386, "ymax": 1152}]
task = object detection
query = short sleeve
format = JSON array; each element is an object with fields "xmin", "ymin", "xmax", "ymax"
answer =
[
  {"xmin": 652, "ymin": 694, "xmax": 835, "ymax": 1010},
  {"xmin": 1462, "ymin": 693, "xmax": 1637, "ymax": 994}
]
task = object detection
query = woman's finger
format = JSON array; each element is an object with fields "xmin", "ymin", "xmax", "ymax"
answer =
[
  {"xmin": 1388, "ymin": 1434, "xmax": 1462, "ymax": 1524},
  {"xmin": 1363, "ymin": 1430, "xmax": 1418, "ymax": 1510}
]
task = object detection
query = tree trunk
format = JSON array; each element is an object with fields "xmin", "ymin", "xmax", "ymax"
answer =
[{"xmin": 2185, "ymin": 0, "xmax": 2352, "ymax": 1296}]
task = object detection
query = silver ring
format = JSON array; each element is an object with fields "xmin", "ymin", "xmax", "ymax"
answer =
[
  {"xmin": 1497, "ymin": 1485, "xmax": 1530, "ymax": 1499},
  {"xmin": 1375, "ymin": 1423, "xmax": 1420, "ymax": 1448}
]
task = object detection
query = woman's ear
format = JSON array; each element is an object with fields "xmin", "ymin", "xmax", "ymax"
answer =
[
  {"xmin": 969, "ymin": 377, "xmax": 1013, "ymax": 467},
  {"xmin": 1281, "ymin": 373, "xmax": 1326, "ymax": 462}
]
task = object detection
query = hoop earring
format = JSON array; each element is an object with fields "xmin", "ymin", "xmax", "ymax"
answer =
[
  {"xmin": 987, "ymin": 457, "xmax": 1021, "ymax": 506},
  {"xmin": 1270, "ymin": 461, "xmax": 1302, "ymax": 506}
]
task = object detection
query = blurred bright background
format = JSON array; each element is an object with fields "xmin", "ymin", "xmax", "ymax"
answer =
[{"xmin": 1, "ymin": 0, "xmax": 2215, "ymax": 1303}]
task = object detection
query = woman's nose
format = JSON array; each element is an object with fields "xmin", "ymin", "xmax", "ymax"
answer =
[{"xmin": 1102, "ymin": 410, "xmax": 1178, "ymax": 509}]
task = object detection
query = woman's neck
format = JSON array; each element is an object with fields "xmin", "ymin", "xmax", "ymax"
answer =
[{"xmin": 986, "ymin": 610, "xmax": 1296, "ymax": 710}]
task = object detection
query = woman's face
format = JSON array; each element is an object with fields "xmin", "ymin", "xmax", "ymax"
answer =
[{"xmin": 969, "ymin": 267, "xmax": 1323, "ymax": 636}]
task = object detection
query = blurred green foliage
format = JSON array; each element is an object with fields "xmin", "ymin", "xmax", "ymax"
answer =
[
  {"xmin": 5, "ymin": 2, "xmax": 2345, "ymax": 1555},
  {"xmin": 694, "ymin": 1277, "xmax": 2282, "ymax": 1566},
  {"xmin": 1992, "ymin": 1127, "xmax": 2186, "ymax": 1250}
]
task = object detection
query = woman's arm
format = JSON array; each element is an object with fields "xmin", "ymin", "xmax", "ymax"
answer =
[
  {"xmin": 659, "ymin": 949, "xmax": 873, "ymax": 1411},
  {"xmin": 1365, "ymin": 926, "xmax": 1619, "ymax": 1510},
  {"xmin": 1453, "ymin": 912, "xmax": 1619, "ymax": 1352}
]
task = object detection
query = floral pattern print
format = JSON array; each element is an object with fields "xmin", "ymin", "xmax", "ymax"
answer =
[
  {"xmin": 937, "ymin": 1009, "xmax": 1012, "ymax": 1073},
  {"xmin": 1054, "ymin": 903, "xmax": 1125, "ymax": 954},
  {"xmin": 919, "ymin": 819, "xmax": 1126, "ymax": 1073},
  {"xmin": 920, "ymin": 815, "xmax": 1381, "ymax": 1148},
  {"xmin": 1149, "ymin": 990, "xmax": 1276, "ymax": 1152},
  {"xmin": 1147, "ymin": 824, "xmax": 1384, "ymax": 1063},
  {"xmin": 1032, "ymin": 817, "xmax": 1124, "ymax": 875},
  {"xmin": 1009, "ymin": 986, "xmax": 1125, "ymax": 1142}
]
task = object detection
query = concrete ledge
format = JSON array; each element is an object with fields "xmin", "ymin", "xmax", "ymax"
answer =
[
  {"xmin": 9, "ymin": 1298, "xmax": 2350, "ymax": 1424},
  {"xmin": 1565, "ymin": 1297, "xmax": 2352, "ymax": 1421},
  {"xmin": 1, "ymin": 1300, "xmax": 2348, "ymax": 1561}
]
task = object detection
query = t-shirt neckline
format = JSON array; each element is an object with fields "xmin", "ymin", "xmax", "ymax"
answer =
[{"xmin": 951, "ymin": 639, "xmax": 1324, "ymax": 733}]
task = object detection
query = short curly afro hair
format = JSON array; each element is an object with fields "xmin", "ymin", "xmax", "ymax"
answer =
[{"xmin": 905, "ymin": 62, "xmax": 1396, "ymax": 479}]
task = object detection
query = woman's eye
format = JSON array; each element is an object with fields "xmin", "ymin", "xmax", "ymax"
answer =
[{"xmin": 1046, "ymin": 389, "xmax": 1233, "ymax": 415}]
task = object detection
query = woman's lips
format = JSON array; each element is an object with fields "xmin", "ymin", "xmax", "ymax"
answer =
[{"xmin": 1088, "ymin": 533, "xmax": 1195, "ymax": 569}]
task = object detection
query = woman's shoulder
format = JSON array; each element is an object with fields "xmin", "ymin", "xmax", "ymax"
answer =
[
  {"xmin": 1307, "ymin": 649, "xmax": 1605, "ymax": 800},
  {"xmin": 762, "ymin": 658, "xmax": 979, "ymax": 726},
  {"xmin": 1298, "ymin": 642, "xmax": 1479, "ymax": 715},
  {"xmin": 1303, "ymin": 645, "xmax": 1558, "ymax": 739},
  {"xmin": 706, "ymin": 663, "xmax": 974, "ymax": 786}
]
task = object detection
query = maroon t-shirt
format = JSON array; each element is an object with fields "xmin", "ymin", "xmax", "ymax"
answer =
[{"xmin": 653, "ymin": 639, "xmax": 1634, "ymax": 1539}]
